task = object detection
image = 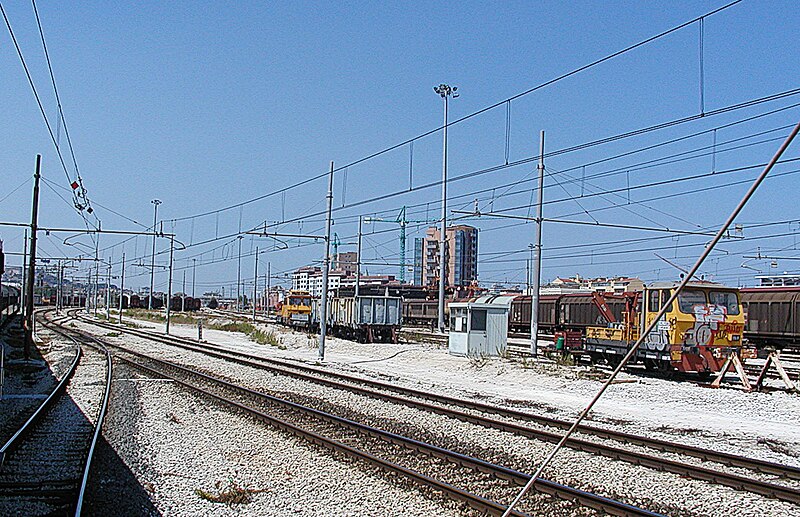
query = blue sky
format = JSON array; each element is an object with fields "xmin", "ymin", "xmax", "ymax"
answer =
[{"xmin": 1, "ymin": 1, "xmax": 799, "ymax": 294}]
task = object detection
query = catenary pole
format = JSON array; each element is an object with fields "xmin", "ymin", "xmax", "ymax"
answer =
[
  {"xmin": 253, "ymin": 247, "xmax": 258, "ymax": 322},
  {"xmin": 236, "ymin": 235, "xmax": 243, "ymax": 311},
  {"xmin": 149, "ymin": 199, "xmax": 161, "ymax": 309},
  {"xmin": 265, "ymin": 262, "xmax": 270, "ymax": 316},
  {"xmin": 84, "ymin": 273, "xmax": 90, "ymax": 314},
  {"xmin": 192, "ymin": 258, "xmax": 196, "ymax": 298},
  {"xmin": 530, "ymin": 130, "xmax": 545, "ymax": 357},
  {"xmin": 165, "ymin": 236, "xmax": 174, "ymax": 334},
  {"xmin": 55, "ymin": 260, "xmax": 62, "ymax": 315},
  {"xmin": 24, "ymin": 155, "xmax": 41, "ymax": 360},
  {"xmin": 119, "ymin": 253, "xmax": 125, "ymax": 324},
  {"xmin": 21, "ymin": 229, "xmax": 27, "ymax": 320},
  {"xmin": 93, "ymin": 241, "xmax": 99, "ymax": 316},
  {"xmin": 502, "ymin": 120, "xmax": 800, "ymax": 516},
  {"xmin": 355, "ymin": 216, "xmax": 362, "ymax": 297},
  {"xmin": 318, "ymin": 161, "xmax": 335, "ymax": 361},
  {"xmin": 105, "ymin": 258, "xmax": 111, "ymax": 320}
]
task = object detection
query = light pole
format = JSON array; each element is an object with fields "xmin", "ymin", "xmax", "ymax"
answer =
[
  {"xmin": 149, "ymin": 199, "xmax": 161, "ymax": 310},
  {"xmin": 433, "ymin": 83, "xmax": 458, "ymax": 333}
]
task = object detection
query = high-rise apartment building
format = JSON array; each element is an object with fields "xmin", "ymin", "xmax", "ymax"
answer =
[
  {"xmin": 333, "ymin": 251, "xmax": 358, "ymax": 276},
  {"xmin": 413, "ymin": 225, "xmax": 478, "ymax": 287}
]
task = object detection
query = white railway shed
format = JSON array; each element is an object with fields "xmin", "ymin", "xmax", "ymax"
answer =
[{"xmin": 448, "ymin": 294, "xmax": 515, "ymax": 357}]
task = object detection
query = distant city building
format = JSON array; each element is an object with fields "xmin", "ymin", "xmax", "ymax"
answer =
[
  {"xmin": 755, "ymin": 274, "xmax": 800, "ymax": 287},
  {"xmin": 333, "ymin": 251, "xmax": 358, "ymax": 277},
  {"xmin": 548, "ymin": 274, "xmax": 644, "ymax": 294},
  {"xmin": 291, "ymin": 266, "xmax": 321, "ymax": 291},
  {"xmin": 340, "ymin": 274, "xmax": 396, "ymax": 289},
  {"xmin": 291, "ymin": 266, "xmax": 347, "ymax": 297},
  {"xmin": 414, "ymin": 225, "xmax": 478, "ymax": 287},
  {"xmin": 308, "ymin": 270, "xmax": 345, "ymax": 297}
]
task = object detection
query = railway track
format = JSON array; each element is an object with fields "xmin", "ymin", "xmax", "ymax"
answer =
[
  {"xmin": 70, "ymin": 309, "xmax": 800, "ymax": 506},
  {"xmin": 55, "ymin": 316, "xmax": 663, "ymax": 516},
  {"xmin": 0, "ymin": 312, "xmax": 112, "ymax": 516}
]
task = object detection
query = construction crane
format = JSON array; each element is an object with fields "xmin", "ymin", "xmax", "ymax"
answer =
[
  {"xmin": 331, "ymin": 232, "xmax": 341, "ymax": 261},
  {"xmin": 365, "ymin": 206, "xmax": 437, "ymax": 283}
]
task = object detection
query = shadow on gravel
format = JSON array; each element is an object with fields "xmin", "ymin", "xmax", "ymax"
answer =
[
  {"xmin": 83, "ymin": 435, "xmax": 161, "ymax": 516},
  {"xmin": 0, "ymin": 314, "xmax": 161, "ymax": 516}
]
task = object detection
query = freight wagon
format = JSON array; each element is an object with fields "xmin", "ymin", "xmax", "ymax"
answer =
[
  {"xmin": 741, "ymin": 286, "xmax": 800, "ymax": 349},
  {"xmin": 325, "ymin": 295, "xmax": 402, "ymax": 343}
]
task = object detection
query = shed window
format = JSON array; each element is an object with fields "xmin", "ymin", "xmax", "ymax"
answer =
[{"xmin": 471, "ymin": 309, "xmax": 487, "ymax": 331}]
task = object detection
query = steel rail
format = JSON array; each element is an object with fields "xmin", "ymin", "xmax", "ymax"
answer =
[
  {"xmin": 37, "ymin": 311, "xmax": 114, "ymax": 516},
  {"xmin": 74, "ymin": 311, "xmax": 800, "ymax": 485},
  {"xmin": 103, "ymin": 339, "xmax": 661, "ymax": 517},
  {"xmin": 69, "ymin": 311, "xmax": 800, "ymax": 506},
  {"xmin": 0, "ymin": 338, "xmax": 81, "ymax": 467}
]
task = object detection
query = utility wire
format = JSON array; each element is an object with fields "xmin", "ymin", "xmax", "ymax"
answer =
[
  {"xmin": 30, "ymin": 0, "xmax": 92, "ymax": 216},
  {"xmin": 167, "ymin": 1, "xmax": 744, "ymax": 225},
  {"xmin": 502, "ymin": 119, "xmax": 800, "ymax": 516},
  {"xmin": 0, "ymin": 2, "xmax": 97, "ymax": 244},
  {"xmin": 271, "ymin": 88, "xmax": 800, "ymax": 230}
]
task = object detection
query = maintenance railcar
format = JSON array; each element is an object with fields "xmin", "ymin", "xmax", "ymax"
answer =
[
  {"xmin": 399, "ymin": 281, "xmax": 747, "ymax": 374},
  {"xmin": 585, "ymin": 282, "xmax": 745, "ymax": 374},
  {"xmin": 278, "ymin": 290, "xmax": 314, "ymax": 327}
]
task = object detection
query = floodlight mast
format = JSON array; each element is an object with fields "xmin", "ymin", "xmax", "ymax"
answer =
[{"xmin": 433, "ymin": 84, "xmax": 457, "ymax": 333}]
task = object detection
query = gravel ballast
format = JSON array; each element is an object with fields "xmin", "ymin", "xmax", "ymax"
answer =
[{"xmin": 72, "ymin": 314, "xmax": 800, "ymax": 516}]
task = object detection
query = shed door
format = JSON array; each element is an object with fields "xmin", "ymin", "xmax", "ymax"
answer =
[
  {"xmin": 486, "ymin": 309, "xmax": 507, "ymax": 356},
  {"xmin": 470, "ymin": 309, "xmax": 488, "ymax": 355}
]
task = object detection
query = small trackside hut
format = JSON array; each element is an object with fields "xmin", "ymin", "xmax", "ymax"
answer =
[{"xmin": 448, "ymin": 295, "xmax": 515, "ymax": 357}]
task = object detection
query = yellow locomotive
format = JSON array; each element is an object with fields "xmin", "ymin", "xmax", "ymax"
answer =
[
  {"xmin": 585, "ymin": 282, "xmax": 747, "ymax": 375},
  {"xmin": 278, "ymin": 290, "xmax": 313, "ymax": 327}
]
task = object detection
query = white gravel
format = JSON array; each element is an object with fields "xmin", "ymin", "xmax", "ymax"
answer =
[
  {"xmin": 101, "ymin": 362, "xmax": 474, "ymax": 516},
  {"xmin": 122, "ymin": 312, "xmax": 800, "ymax": 464},
  {"xmin": 75, "ymin": 313, "xmax": 800, "ymax": 516}
]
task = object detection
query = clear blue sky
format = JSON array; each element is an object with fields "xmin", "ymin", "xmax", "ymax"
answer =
[{"xmin": 1, "ymin": 0, "xmax": 799, "ymax": 294}]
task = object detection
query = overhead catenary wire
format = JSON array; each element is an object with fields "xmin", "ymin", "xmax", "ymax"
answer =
[
  {"xmin": 501, "ymin": 119, "xmax": 800, "ymax": 516},
  {"xmin": 142, "ymin": 92, "xmax": 799, "ymax": 271},
  {"xmin": 298, "ymin": 104, "xmax": 800, "ymax": 230},
  {"xmin": 265, "ymin": 89, "xmax": 800, "ymax": 231},
  {"xmin": 166, "ymin": 1, "xmax": 744, "ymax": 225},
  {"xmin": 31, "ymin": 0, "xmax": 91, "ymax": 214}
]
